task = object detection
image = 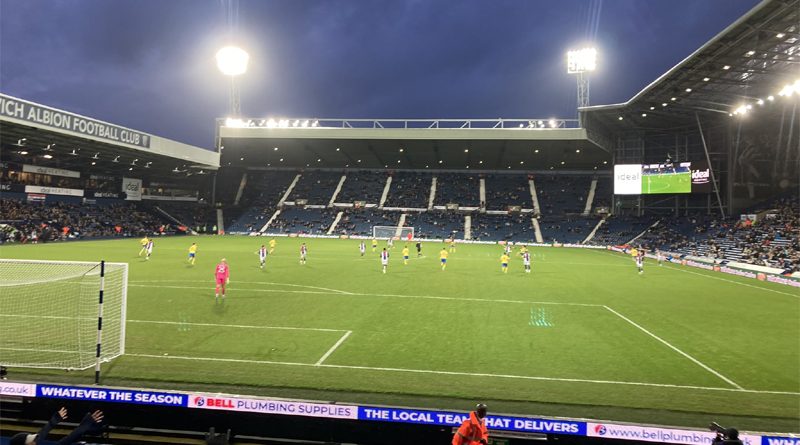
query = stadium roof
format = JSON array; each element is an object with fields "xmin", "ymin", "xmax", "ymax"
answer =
[
  {"xmin": 0, "ymin": 93, "xmax": 219, "ymax": 178},
  {"xmin": 218, "ymin": 118, "xmax": 610, "ymax": 171},
  {"xmin": 580, "ymin": 0, "xmax": 800, "ymax": 132}
]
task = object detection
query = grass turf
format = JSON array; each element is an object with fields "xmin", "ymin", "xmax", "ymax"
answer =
[{"xmin": 1, "ymin": 236, "xmax": 798, "ymax": 432}]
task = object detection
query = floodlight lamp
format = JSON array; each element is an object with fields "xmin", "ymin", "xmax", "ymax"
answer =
[
  {"xmin": 225, "ymin": 117, "xmax": 247, "ymax": 128},
  {"xmin": 216, "ymin": 46, "xmax": 249, "ymax": 76},
  {"xmin": 567, "ymin": 47, "xmax": 597, "ymax": 73}
]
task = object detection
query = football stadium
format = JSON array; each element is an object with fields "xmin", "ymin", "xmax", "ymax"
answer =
[{"xmin": 1, "ymin": 1, "xmax": 799, "ymax": 444}]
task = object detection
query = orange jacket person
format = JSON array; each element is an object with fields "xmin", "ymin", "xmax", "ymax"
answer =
[{"xmin": 452, "ymin": 404, "xmax": 488, "ymax": 445}]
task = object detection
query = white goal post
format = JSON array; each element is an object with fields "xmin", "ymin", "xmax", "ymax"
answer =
[
  {"xmin": 0, "ymin": 259, "xmax": 128, "ymax": 372},
  {"xmin": 372, "ymin": 226, "xmax": 414, "ymax": 240}
]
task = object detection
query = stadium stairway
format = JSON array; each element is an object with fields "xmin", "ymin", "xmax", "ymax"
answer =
[
  {"xmin": 278, "ymin": 174, "xmax": 301, "ymax": 206},
  {"xmin": 153, "ymin": 206, "xmax": 194, "ymax": 234},
  {"xmin": 464, "ymin": 214, "xmax": 472, "ymax": 239},
  {"xmin": 479, "ymin": 177, "xmax": 486, "ymax": 211},
  {"xmin": 532, "ymin": 217, "xmax": 544, "ymax": 242},
  {"xmin": 428, "ymin": 176, "xmax": 437, "ymax": 209},
  {"xmin": 582, "ymin": 178, "xmax": 597, "ymax": 216},
  {"xmin": 583, "ymin": 218, "xmax": 605, "ymax": 244},
  {"xmin": 529, "ymin": 178, "xmax": 541, "ymax": 214},
  {"xmin": 379, "ymin": 176, "xmax": 392, "ymax": 208},
  {"xmin": 233, "ymin": 172, "xmax": 247, "ymax": 206},
  {"xmin": 260, "ymin": 209, "xmax": 281, "ymax": 233},
  {"xmin": 328, "ymin": 175, "xmax": 347, "ymax": 207},
  {"xmin": 395, "ymin": 213, "xmax": 407, "ymax": 237},
  {"xmin": 327, "ymin": 211, "xmax": 344, "ymax": 235}
]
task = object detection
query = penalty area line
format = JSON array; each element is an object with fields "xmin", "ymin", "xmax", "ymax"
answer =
[
  {"xmin": 315, "ymin": 330, "xmax": 352, "ymax": 365},
  {"xmin": 124, "ymin": 353, "xmax": 799, "ymax": 396},
  {"xmin": 603, "ymin": 305, "xmax": 744, "ymax": 390},
  {"xmin": 126, "ymin": 283, "xmax": 601, "ymax": 307},
  {"xmin": 127, "ymin": 319, "xmax": 347, "ymax": 333}
]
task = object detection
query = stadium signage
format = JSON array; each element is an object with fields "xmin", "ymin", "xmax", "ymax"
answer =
[
  {"xmin": 22, "ymin": 164, "xmax": 81, "ymax": 178},
  {"xmin": 188, "ymin": 394, "xmax": 358, "ymax": 419},
  {"xmin": 357, "ymin": 407, "xmax": 585, "ymax": 435},
  {"xmin": 13, "ymin": 381, "xmax": 800, "ymax": 443},
  {"xmin": 122, "ymin": 177, "xmax": 142, "ymax": 201},
  {"xmin": 0, "ymin": 94, "xmax": 151, "ymax": 148},
  {"xmin": 0, "ymin": 382, "xmax": 36, "ymax": 396},
  {"xmin": 24, "ymin": 185, "xmax": 84, "ymax": 197},
  {"xmin": 36, "ymin": 384, "xmax": 186, "ymax": 406},
  {"xmin": 586, "ymin": 422, "xmax": 762, "ymax": 445}
]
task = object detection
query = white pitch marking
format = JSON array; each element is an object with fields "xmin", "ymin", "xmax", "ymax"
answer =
[
  {"xmin": 591, "ymin": 249, "xmax": 800, "ymax": 299},
  {"xmin": 129, "ymin": 280, "xmax": 352, "ymax": 295},
  {"xmin": 315, "ymin": 330, "xmax": 352, "ymax": 365},
  {"xmin": 128, "ymin": 319, "xmax": 347, "ymax": 333},
  {"xmin": 127, "ymin": 283, "xmax": 601, "ymax": 307},
  {"xmin": 603, "ymin": 305, "xmax": 744, "ymax": 390},
  {"xmin": 125, "ymin": 353, "xmax": 800, "ymax": 396}
]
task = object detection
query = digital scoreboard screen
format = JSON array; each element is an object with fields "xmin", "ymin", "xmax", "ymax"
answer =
[{"xmin": 614, "ymin": 162, "xmax": 711, "ymax": 195}]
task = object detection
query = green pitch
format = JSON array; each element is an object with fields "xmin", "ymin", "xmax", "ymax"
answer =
[
  {"xmin": 1, "ymin": 236, "xmax": 799, "ymax": 432},
  {"xmin": 642, "ymin": 172, "xmax": 692, "ymax": 194}
]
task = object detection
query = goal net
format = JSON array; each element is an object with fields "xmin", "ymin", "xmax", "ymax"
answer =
[
  {"xmin": 373, "ymin": 226, "xmax": 414, "ymax": 240},
  {"xmin": 0, "ymin": 259, "xmax": 128, "ymax": 370}
]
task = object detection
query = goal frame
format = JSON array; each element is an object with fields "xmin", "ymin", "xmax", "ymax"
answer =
[
  {"xmin": 0, "ymin": 258, "xmax": 128, "ymax": 374},
  {"xmin": 372, "ymin": 226, "xmax": 414, "ymax": 240}
]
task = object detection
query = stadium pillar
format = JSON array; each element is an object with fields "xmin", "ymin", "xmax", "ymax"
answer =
[{"xmin": 695, "ymin": 113, "xmax": 725, "ymax": 219}]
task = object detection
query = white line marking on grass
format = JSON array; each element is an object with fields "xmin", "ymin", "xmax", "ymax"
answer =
[
  {"xmin": 125, "ymin": 353, "xmax": 800, "ymax": 396},
  {"xmin": 662, "ymin": 264, "xmax": 800, "ymax": 299},
  {"xmin": 591, "ymin": 249, "xmax": 800, "ymax": 299},
  {"xmin": 129, "ymin": 280, "xmax": 352, "ymax": 295},
  {"xmin": 603, "ymin": 305, "xmax": 744, "ymax": 390},
  {"xmin": 127, "ymin": 319, "xmax": 347, "ymax": 333},
  {"xmin": 315, "ymin": 330, "xmax": 352, "ymax": 365},
  {"xmin": 127, "ymin": 283, "xmax": 601, "ymax": 307},
  {"xmin": 0, "ymin": 314, "xmax": 94, "ymax": 321}
]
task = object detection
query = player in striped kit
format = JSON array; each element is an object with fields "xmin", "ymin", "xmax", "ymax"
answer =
[
  {"xmin": 299, "ymin": 243, "xmax": 308, "ymax": 265},
  {"xmin": 359, "ymin": 241, "xmax": 366, "ymax": 257},
  {"xmin": 380, "ymin": 247, "xmax": 389, "ymax": 274},
  {"xmin": 258, "ymin": 244, "xmax": 268, "ymax": 269},
  {"xmin": 522, "ymin": 250, "xmax": 532, "ymax": 274},
  {"xmin": 145, "ymin": 239, "xmax": 154, "ymax": 261}
]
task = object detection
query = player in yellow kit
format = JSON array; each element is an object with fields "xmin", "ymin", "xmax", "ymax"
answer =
[
  {"xmin": 187, "ymin": 242, "xmax": 197, "ymax": 265},
  {"xmin": 439, "ymin": 248, "xmax": 448, "ymax": 271},
  {"xmin": 402, "ymin": 245, "xmax": 410, "ymax": 265},
  {"xmin": 269, "ymin": 238, "xmax": 276, "ymax": 254},
  {"xmin": 500, "ymin": 253, "xmax": 510, "ymax": 273},
  {"xmin": 449, "ymin": 239, "xmax": 456, "ymax": 253},
  {"xmin": 372, "ymin": 238, "xmax": 378, "ymax": 252},
  {"xmin": 138, "ymin": 236, "xmax": 149, "ymax": 256}
]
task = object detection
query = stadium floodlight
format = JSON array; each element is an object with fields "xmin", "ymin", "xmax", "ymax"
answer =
[
  {"xmin": 567, "ymin": 47, "xmax": 597, "ymax": 74},
  {"xmin": 567, "ymin": 47, "xmax": 596, "ymax": 117},
  {"xmin": 216, "ymin": 46, "xmax": 249, "ymax": 116},
  {"xmin": 215, "ymin": 46, "xmax": 249, "ymax": 76}
]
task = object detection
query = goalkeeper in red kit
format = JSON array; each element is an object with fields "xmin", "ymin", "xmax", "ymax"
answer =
[{"xmin": 214, "ymin": 258, "xmax": 230, "ymax": 302}]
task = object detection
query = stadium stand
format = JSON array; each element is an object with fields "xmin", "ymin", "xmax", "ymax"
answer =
[
  {"xmin": 535, "ymin": 175, "xmax": 592, "ymax": 215},
  {"xmin": 335, "ymin": 209, "xmax": 400, "ymax": 236},
  {"xmin": 404, "ymin": 210, "xmax": 462, "ymax": 239},
  {"xmin": 227, "ymin": 170, "xmax": 296, "ymax": 232},
  {"xmin": 337, "ymin": 171, "xmax": 386, "ymax": 204},
  {"xmin": 471, "ymin": 213, "xmax": 534, "ymax": 242},
  {"xmin": 384, "ymin": 171, "xmax": 431, "ymax": 208},
  {"xmin": 0, "ymin": 198, "xmax": 172, "ymax": 243},
  {"xmin": 269, "ymin": 207, "xmax": 338, "ymax": 235},
  {"xmin": 288, "ymin": 171, "xmax": 341, "ymax": 205},
  {"xmin": 484, "ymin": 174, "xmax": 531, "ymax": 210},
  {"xmin": 434, "ymin": 173, "xmax": 480, "ymax": 207}
]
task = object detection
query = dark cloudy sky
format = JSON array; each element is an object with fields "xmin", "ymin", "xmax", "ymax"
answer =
[{"xmin": 0, "ymin": 0, "xmax": 760, "ymax": 148}]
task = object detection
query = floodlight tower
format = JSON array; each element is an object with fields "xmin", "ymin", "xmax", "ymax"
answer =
[
  {"xmin": 567, "ymin": 47, "xmax": 597, "ymax": 125},
  {"xmin": 216, "ymin": 46, "xmax": 249, "ymax": 116}
]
